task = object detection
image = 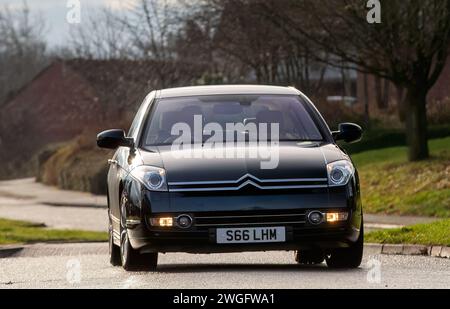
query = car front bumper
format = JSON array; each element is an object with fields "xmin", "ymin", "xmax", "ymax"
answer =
[
  {"xmin": 126, "ymin": 210, "xmax": 361, "ymax": 254},
  {"xmin": 123, "ymin": 180, "xmax": 363, "ymax": 254}
]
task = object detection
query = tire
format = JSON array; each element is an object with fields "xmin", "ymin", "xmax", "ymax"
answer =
[
  {"xmin": 119, "ymin": 193, "xmax": 158, "ymax": 271},
  {"xmin": 108, "ymin": 211, "xmax": 121, "ymax": 266},
  {"xmin": 294, "ymin": 250, "xmax": 325, "ymax": 265},
  {"xmin": 326, "ymin": 220, "xmax": 364, "ymax": 269}
]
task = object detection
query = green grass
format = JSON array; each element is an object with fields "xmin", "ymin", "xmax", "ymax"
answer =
[
  {"xmin": 365, "ymin": 219, "xmax": 450, "ymax": 246},
  {"xmin": 0, "ymin": 218, "xmax": 107, "ymax": 245},
  {"xmin": 341, "ymin": 124, "xmax": 450, "ymax": 154},
  {"xmin": 354, "ymin": 137, "xmax": 450, "ymax": 217},
  {"xmin": 352, "ymin": 136, "xmax": 450, "ymax": 167}
]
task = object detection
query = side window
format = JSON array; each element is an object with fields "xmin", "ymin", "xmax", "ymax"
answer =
[{"xmin": 128, "ymin": 92, "xmax": 155, "ymax": 139}]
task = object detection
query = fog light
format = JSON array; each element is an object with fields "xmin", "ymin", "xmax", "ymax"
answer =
[
  {"xmin": 308, "ymin": 211, "xmax": 324, "ymax": 225},
  {"xmin": 150, "ymin": 217, "xmax": 173, "ymax": 227},
  {"xmin": 326, "ymin": 212, "xmax": 348, "ymax": 222},
  {"xmin": 176, "ymin": 215, "xmax": 193, "ymax": 228}
]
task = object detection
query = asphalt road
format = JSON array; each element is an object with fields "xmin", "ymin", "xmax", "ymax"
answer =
[
  {"xmin": 0, "ymin": 243, "xmax": 449, "ymax": 288},
  {"xmin": 1, "ymin": 179, "xmax": 448, "ymax": 289}
]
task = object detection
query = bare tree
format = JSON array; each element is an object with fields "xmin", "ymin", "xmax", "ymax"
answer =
[
  {"xmin": 174, "ymin": 0, "xmax": 237, "ymax": 84},
  {"xmin": 198, "ymin": 0, "xmax": 329, "ymax": 94},
  {"xmin": 0, "ymin": 4, "xmax": 48, "ymax": 105},
  {"xmin": 70, "ymin": 0, "xmax": 178, "ymax": 62},
  {"xmin": 212, "ymin": 0, "xmax": 282, "ymax": 84},
  {"xmin": 260, "ymin": 0, "xmax": 450, "ymax": 161},
  {"xmin": 70, "ymin": 8, "xmax": 130, "ymax": 59},
  {"xmin": 118, "ymin": 0, "xmax": 181, "ymax": 87}
]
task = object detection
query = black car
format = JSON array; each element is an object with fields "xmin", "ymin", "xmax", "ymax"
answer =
[{"xmin": 97, "ymin": 85, "xmax": 364, "ymax": 270}]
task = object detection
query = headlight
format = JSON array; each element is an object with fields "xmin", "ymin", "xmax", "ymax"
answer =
[
  {"xmin": 327, "ymin": 160, "xmax": 354, "ymax": 186},
  {"xmin": 130, "ymin": 166, "xmax": 167, "ymax": 191}
]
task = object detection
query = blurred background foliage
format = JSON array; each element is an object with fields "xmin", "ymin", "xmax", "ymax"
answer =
[{"xmin": 0, "ymin": 0, "xmax": 449, "ymax": 217}]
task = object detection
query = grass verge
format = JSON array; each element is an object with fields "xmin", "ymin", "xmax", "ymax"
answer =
[
  {"xmin": 342, "ymin": 124, "xmax": 450, "ymax": 154},
  {"xmin": 354, "ymin": 137, "xmax": 450, "ymax": 217},
  {"xmin": 365, "ymin": 219, "xmax": 450, "ymax": 246},
  {"xmin": 0, "ymin": 218, "xmax": 107, "ymax": 245}
]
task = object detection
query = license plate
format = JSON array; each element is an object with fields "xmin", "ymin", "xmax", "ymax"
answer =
[{"xmin": 216, "ymin": 227, "xmax": 286, "ymax": 244}]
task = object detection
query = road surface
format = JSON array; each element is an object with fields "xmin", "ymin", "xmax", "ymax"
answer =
[
  {"xmin": 1, "ymin": 178, "xmax": 448, "ymax": 289},
  {"xmin": 0, "ymin": 243, "xmax": 449, "ymax": 288}
]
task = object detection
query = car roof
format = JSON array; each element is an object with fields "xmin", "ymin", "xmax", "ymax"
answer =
[{"xmin": 158, "ymin": 85, "xmax": 300, "ymax": 98}]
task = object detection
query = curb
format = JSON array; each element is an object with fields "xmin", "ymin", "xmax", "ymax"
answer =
[
  {"xmin": 41, "ymin": 202, "xmax": 107, "ymax": 209},
  {"xmin": 0, "ymin": 242, "xmax": 108, "ymax": 259},
  {"xmin": 0, "ymin": 245, "xmax": 24, "ymax": 258},
  {"xmin": 365, "ymin": 243, "xmax": 450, "ymax": 259}
]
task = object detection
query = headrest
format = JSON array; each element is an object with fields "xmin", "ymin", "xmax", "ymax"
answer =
[
  {"xmin": 161, "ymin": 111, "xmax": 185, "ymax": 131},
  {"xmin": 256, "ymin": 110, "xmax": 284, "ymax": 130}
]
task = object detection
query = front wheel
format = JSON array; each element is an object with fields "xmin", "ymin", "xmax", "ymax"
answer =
[
  {"xmin": 119, "ymin": 193, "xmax": 158, "ymax": 271},
  {"xmin": 326, "ymin": 220, "xmax": 364, "ymax": 269},
  {"xmin": 120, "ymin": 229, "xmax": 158, "ymax": 271}
]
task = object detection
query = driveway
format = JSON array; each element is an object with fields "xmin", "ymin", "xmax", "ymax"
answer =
[{"xmin": 0, "ymin": 178, "xmax": 106, "ymax": 231}]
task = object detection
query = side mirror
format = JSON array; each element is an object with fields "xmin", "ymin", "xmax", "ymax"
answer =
[
  {"xmin": 332, "ymin": 123, "xmax": 362, "ymax": 143},
  {"xmin": 97, "ymin": 129, "xmax": 134, "ymax": 149}
]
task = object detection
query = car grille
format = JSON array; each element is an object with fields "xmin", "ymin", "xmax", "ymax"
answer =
[
  {"xmin": 193, "ymin": 210, "xmax": 307, "ymax": 228},
  {"xmin": 168, "ymin": 173, "xmax": 328, "ymax": 192}
]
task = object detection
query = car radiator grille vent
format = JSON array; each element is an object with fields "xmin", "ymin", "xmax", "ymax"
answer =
[
  {"xmin": 168, "ymin": 174, "xmax": 328, "ymax": 192},
  {"xmin": 194, "ymin": 211, "xmax": 307, "ymax": 228}
]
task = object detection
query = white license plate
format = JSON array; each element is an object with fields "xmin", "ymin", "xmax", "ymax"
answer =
[{"xmin": 216, "ymin": 227, "xmax": 286, "ymax": 244}]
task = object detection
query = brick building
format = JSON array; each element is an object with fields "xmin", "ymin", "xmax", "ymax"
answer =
[
  {"xmin": 0, "ymin": 59, "xmax": 202, "ymax": 179},
  {"xmin": 356, "ymin": 58, "xmax": 450, "ymax": 109}
]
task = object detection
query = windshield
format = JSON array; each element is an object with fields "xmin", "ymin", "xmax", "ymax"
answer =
[{"xmin": 142, "ymin": 94, "xmax": 323, "ymax": 146}]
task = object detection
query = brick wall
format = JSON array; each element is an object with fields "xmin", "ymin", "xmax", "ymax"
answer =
[
  {"xmin": 428, "ymin": 58, "xmax": 450, "ymax": 102},
  {"xmin": 356, "ymin": 58, "xmax": 450, "ymax": 109},
  {"xmin": 0, "ymin": 62, "xmax": 109, "ymax": 176}
]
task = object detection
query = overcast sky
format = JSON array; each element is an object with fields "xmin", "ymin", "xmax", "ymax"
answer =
[{"xmin": 0, "ymin": 0, "xmax": 139, "ymax": 47}]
